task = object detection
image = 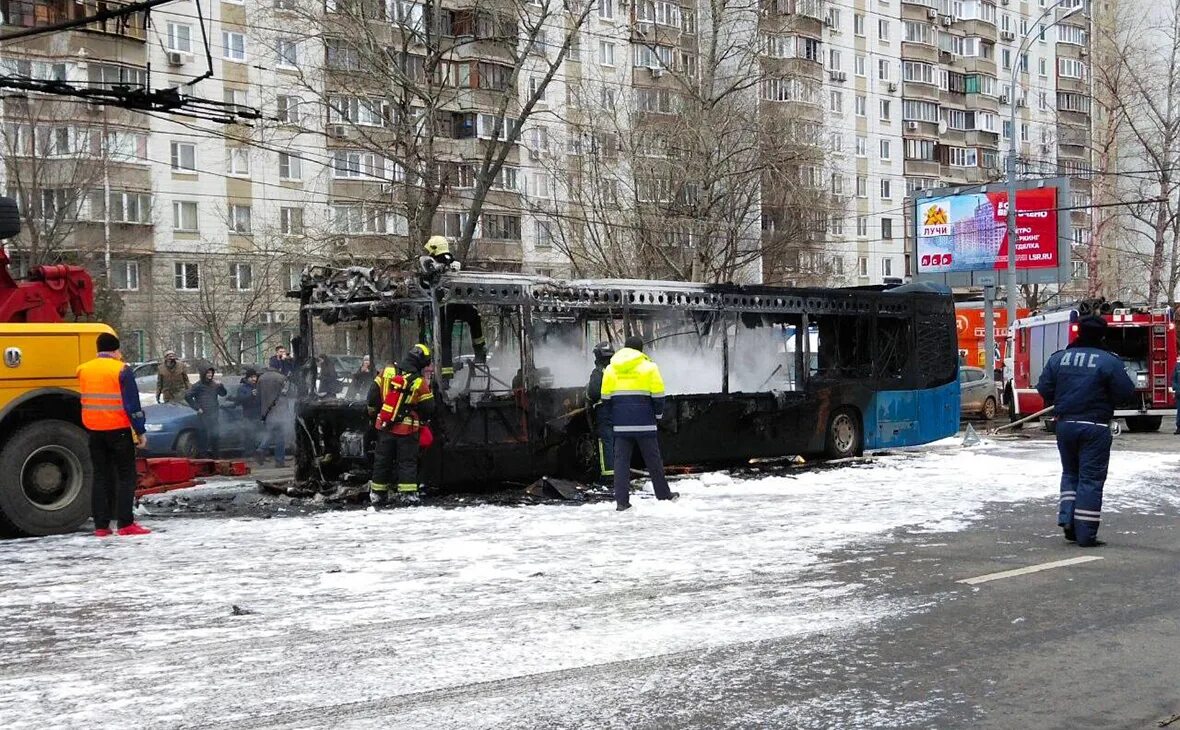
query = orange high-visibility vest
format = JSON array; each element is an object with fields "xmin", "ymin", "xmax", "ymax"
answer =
[{"xmin": 76, "ymin": 357, "xmax": 131, "ymax": 431}]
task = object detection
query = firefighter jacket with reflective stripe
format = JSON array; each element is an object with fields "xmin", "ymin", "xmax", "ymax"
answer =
[
  {"xmin": 76, "ymin": 354, "xmax": 145, "ymax": 433},
  {"xmin": 371, "ymin": 366, "xmax": 435, "ymax": 435},
  {"xmin": 1037, "ymin": 345, "xmax": 1136, "ymax": 424},
  {"xmin": 600, "ymin": 348, "xmax": 665, "ymax": 434}
]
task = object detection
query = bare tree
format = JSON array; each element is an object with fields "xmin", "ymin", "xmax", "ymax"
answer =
[{"xmin": 257, "ymin": 0, "xmax": 593, "ymax": 267}]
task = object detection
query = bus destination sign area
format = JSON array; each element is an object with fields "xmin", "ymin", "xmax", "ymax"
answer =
[{"xmin": 915, "ymin": 187, "xmax": 1059, "ymax": 274}]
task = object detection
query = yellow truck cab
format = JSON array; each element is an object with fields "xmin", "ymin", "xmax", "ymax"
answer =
[{"xmin": 0, "ymin": 323, "xmax": 115, "ymax": 535}]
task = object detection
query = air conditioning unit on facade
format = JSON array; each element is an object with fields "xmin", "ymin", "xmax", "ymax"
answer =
[
  {"xmin": 906, "ymin": 120, "xmax": 919, "ymax": 130},
  {"xmin": 824, "ymin": 15, "xmax": 834, "ymax": 27},
  {"xmin": 649, "ymin": 66, "xmax": 664, "ymax": 78},
  {"xmin": 329, "ymin": 125, "xmax": 348, "ymax": 139},
  {"xmin": 166, "ymin": 51, "xmax": 188, "ymax": 66},
  {"xmin": 887, "ymin": 82, "xmax": 898, "ymax": 92},
  {"xmin": 261, "ymin": 311, "xmax": 288, "ymax": 325},
  {"xmin": 829, "ymin": 70, "xmax": 847, "ymax": 82},
  {"xmin": 941, "ymin": 16, "xmax": 952, "ymax": 26},
  {"xmin": 1080, "ymin": 47, "xmax": 1088, "ymax": 56},
  {"xmin": 1001, "ymin": 30, "xmax": 1015, "ymax": 41},
  {"xmin": 927, "ymin": 8, "xmax": 938, "ymax": 19},
  {"xmin": 999, "ymin": 93, "xmax": 1010, "ymax": 103}
]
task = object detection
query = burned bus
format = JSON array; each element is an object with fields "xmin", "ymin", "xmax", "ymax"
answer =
[{"xmin": 291, "ymin": 267, "xmax": 960, "ymax": 490}]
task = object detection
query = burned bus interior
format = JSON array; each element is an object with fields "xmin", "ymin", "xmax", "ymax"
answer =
[{"xmin": 292, "ymin": 267, "xmax": 959, "ymax": 491}]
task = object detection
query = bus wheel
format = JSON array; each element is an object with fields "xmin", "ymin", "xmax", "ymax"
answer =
[
  {"xmin": 1126, "ymin": 416, "xmax": 1162, "ymax": 433},
  {"xmin": 824, "ymin": 408, "xmax": 862, "ymax": 459}
]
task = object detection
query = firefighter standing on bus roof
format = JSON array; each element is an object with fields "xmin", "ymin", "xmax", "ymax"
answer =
[
  {"xmin": 601, "ymin": 335, "xmax": 679, "ymax": 511},
  {"xmin": 421, "ymin": 236, "xmax": 487, "ymax": 378},
  {"xmin": 1037, "ymin": 316, "xmax": 1135, "ymax": 547},
  {"xmin": 367, "ymin": 344, "xmax": 435, "ymax": 507},
  {"xmin": 585, "ymin": 341, "xmax": 615, "ymax": 488}
]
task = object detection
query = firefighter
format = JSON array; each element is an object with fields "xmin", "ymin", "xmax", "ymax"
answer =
[
  {"xmin": 422, "ymin": 235, "xmax": 487, "ymax": 378},
  {"xmin": 585, "ymin": 342, "xmax": 615, "ymax": 488},
  {"xmin": 366, "ymin": 344, "xmax": 436, "ymax": 506},
  {"xmin": 601, "ymin": 335, "xmax": 679, "ymax": 511},
  {"xmin": 1037, "ymin": 315, "xmax": 1135, "ymax": 547},
  {"xmin": 77, "ymin": 332, "xmax": 151, "ymax": 537}
]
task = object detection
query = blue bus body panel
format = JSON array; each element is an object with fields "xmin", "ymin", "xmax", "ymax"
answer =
[{"xmin": 864, "ymin": 379, "xmax": 961, "ymax": 449}]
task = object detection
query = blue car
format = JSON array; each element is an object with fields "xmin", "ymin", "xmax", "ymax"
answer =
[{"xmin": 141, "ymin": 402, "xmax": 256, "ymax": 457}]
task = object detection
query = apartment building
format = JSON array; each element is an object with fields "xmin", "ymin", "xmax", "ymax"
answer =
[{"xmin": 0, "ymin": 0, "xmax": 1096, "ymax": 365}]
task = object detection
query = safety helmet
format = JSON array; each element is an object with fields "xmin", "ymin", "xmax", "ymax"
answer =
[
  {"xmin": 593, "ymin": 341, "xmax": 614, "ymax": 363},
  {"xmin": 405, "ymin": 343, "xmax": 432, "ymax": 371},
  {"xmin": 424, "ymin": 235, "xmax": 451, "ymax": 258}
]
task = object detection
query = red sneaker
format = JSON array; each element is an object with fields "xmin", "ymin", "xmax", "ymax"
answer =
[
  {"xmin": 116, "ymin": 523, "xmax": 152, "ymax": 536},
  {"xmin": 94, "ymin": 528, "xmax": 113, "ymax": 538}
]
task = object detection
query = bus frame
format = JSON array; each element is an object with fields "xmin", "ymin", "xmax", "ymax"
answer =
[{"xmin": 291, "ymin": 267, "xmax": 960, "ymax": 490}]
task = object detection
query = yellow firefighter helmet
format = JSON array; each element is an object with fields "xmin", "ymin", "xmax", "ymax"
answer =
[{"xmin": 425, "ymin": 235, "xmax": 451, "ymax": 258}]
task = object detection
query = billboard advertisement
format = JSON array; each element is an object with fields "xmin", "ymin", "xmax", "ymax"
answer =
[{"xmin": 915, "ymin": 187, "xmax": 1059, "ymax": 274}]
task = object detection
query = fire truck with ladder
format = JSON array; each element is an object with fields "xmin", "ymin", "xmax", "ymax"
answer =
[
  {"xmin": 0, "ymin": 197, "xmax": 246, "ymax": 537},
  {"xmin": 1005, "ymin": 300, "xmax": 1177, "ymax": 432}
]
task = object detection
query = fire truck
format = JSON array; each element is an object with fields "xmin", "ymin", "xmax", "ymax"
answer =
[{"xmin": 1006, "ymin": 300, "xmax": 1177, "ymax": 432}]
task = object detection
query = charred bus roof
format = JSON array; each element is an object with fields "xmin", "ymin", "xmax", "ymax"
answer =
[{"xmin": 295, "ymin": 267, "xmax": 953, "ymax": 321}]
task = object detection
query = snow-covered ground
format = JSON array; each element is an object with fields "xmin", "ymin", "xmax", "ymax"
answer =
[{"xmin": 0, "ymin": 440, "xmax": 1177, "ymax": 729}]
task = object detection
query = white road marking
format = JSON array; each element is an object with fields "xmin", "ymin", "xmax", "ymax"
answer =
[{"xmin": 958, "ymin": 556, "xmax": 1105, "ymax": 585}]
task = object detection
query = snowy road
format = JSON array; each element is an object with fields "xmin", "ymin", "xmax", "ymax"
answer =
[{"xmin": 2, "ymin": 439, "xmax": 1179, "ymax": 729}]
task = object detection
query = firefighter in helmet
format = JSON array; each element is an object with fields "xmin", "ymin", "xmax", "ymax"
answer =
[
  {"xmin": 420, "ymin": 235, "xmax": 487, "ymax": 378},
  {"xmin": 585, "ymin": 341, "xmax": 615, "ymax": 487},
  {"xmin": 367, "ymin": 344, "xmax": 436, "ymax": 506}
]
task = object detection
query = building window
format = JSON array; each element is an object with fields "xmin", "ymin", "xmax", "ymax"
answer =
[
  {"xmin": 854, "ymin": 13, "xmax": 864, "ymax": 35},
  {"xmin": 855, "ymin": 54, "xmax": 866, "ymax": 76},
  {"xmin": 224, "ymin": 88, "xmax": 248, "ymax": 109},
  {"xmin": 111, "ymin": 259, "xmax": 139, "ymax": 291},
  {"xmin": 278, "ymin": 152, "xmax": 302, "ymax": 180},
  {"xmin": 833, "ymin": 256, "xmax": 845, "ymax": 275},
  {"xmin": 230, "ymin": 262, "xmax": 253, "ymax": 291},
  {"xmin": 878, "ymin": 59, "xmax": 891, "ymax": 80},
  {"xmin": 856, "ymin": 175, "xmax": 867, "ymax": 198},
  {"xmin": 277, "ymin": 95, "xmax": 301, "ymax": 124},
  {"xmin": 180, "ymin": 331, "xmax": 207, "ymax": 359},
  {"xmin": 1072, "ymin": 259, "xmax": 1088, "ymax": 279},
  {"xmin": 170, "ymin": 141, "xmax": 196, "ymax": 172},
  {"xmin": 878, "ymin": 19, "xmax": 889, "ymax": 40},
  {"xmin": 166, "ymin": 22, "xmax": 192, "ymax": 53},
  {"xmin": 222, "ymin": 31, "xmax": 246, "ymax": 62},
  {"xmin": 599, "ymin": 41, "xmax": 615, "ymax": 65},
  {"xmin": 482, "ymin": 213, "xmax": 522, "ymax": 240},
  {"xmin": 534, "ymin": 219, "xmax": 554, "ymax": 248},
  {"xmin": 829, "ymin": 91, "xmax": 843, "ymax": 113},
  {"xmin": 880, "ymin": 99, "xmax": 891, "ymax": 121},
  {"xmin": 226, "ymin": 148, "xmax": 250, "ymax": 176},
  {"xmin": 174, "ymin": 262, "xmax": 200, "ymax": 291},
  {"xmin": 880, "ymin": 139, "xmax": 891, "ymax": 160},
  {"xmin": 880, "ymin": 179, "xmax": 892, "ymax": 199},
  {"xmin": 858, "ymin": 255, "xmax": 869, "ymax": 276},
  {"xmin": 229, "ymin": 204, "xmax": 252, "ymax": 234},
  {"xmin": 280, "ymin": 207, "xmax": 304, "ymax": 235},
  {"xmin": 599, "ymin": 0, "xmax": 613, "ymax": 19},
  {"xmin": 276, "ymin": 38, "xmax": 299, "ymax": 67},
  {"xmin": 855, "ymin": 95, "xmax": 866, "ymax": 116},
  {"xmin": 882, "ymin": 257, "xmax": 894, "ymax": 276},
  {"xmin": 881, "ymin": 218, "xmax": 894, "ymax": 240},
  {"xmin": 173, "ymin": 200, "xmax": 199, "ymax": 232},
  {"xmin": 90, "ymin": 191, "xmax": 152, "ymax": 224},
  {"xmin": 856, "ymin": 136, "xmax": 867, "ymax": 157},
  {"xmin": 857, "ymin": 218, "xmax": 868, "ymax": 238},
  {"xmin": 527, "ymin": 75, "xmax": 547, "ymax": 101}
]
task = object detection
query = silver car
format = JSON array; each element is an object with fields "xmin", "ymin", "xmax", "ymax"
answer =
[{"xmin": 959, "ymin": 366, "xmax": 999, "ymax": 420}]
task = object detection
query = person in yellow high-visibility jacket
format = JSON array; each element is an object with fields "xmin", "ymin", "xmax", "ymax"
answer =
[
  {"xmin": 600, "ymin": 335, "xmax": 679, "ymax": 511},
  {"xmin": 76, "ymin": 332, "xmax": 151, "ymax": 537},
  {"xmin": 365, "ymin": 344, "xmax": 435, "ymax": 506}
]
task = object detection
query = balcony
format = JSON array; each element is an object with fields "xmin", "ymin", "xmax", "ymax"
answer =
[{"xmin": 0, "ymin": 0, "xmax": 147, "ymax": 40}]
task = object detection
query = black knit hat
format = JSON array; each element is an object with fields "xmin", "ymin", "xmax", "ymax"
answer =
[
  {"xmin": 624, "ymin": 335, "xmax": 644, "ymax": 352},
  {"xmin": 96, "ymin": 333, "xmax": 120, "ymax": 353}
]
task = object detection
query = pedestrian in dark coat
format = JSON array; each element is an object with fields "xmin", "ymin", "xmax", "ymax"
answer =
[
  {"xmin": 586, "ymin": 342, "xmax": 615, "ymax": 487},
  {"xmin": 1037, "ymin": 315, "xmax": 1136, "ymax": 547},
  {"xmin": 185, "ymin": 367, "xmax": 227, "ymax": 457}
]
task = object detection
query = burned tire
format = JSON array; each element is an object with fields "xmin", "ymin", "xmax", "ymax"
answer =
[
  {"xmin": 982, "ymin": 397, "xmax": 997, "ymax": 421},
  {"xmin": 824, "ymin": 408, "xmax": 862, "ymax": 459},
  {"xmin": 0, "ymin": 420, "xmax": 92, "ymax": 537},
  {"xmin": 1126, "ymin": 416, "xmax": 1162, "ymax": 433},
  {"xmin": 174, "ymin": 430, "xmax": 199, "ymax": 457}
]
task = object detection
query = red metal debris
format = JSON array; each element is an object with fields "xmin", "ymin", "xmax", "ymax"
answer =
[{"xmin": 135, "ymin": 457, "xmax": 250, "ymax": 497}]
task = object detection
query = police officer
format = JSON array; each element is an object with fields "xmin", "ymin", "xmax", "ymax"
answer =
[
  {"xmin": 366, "ymin": 344, "xmax": 436, "ymax": 506},
  {"xmin": 585, "ymin": 341, "xmax": 615, "ymax": 488},
  {"xmin": 1037, "ymin": 315, "xmax": 1135, "ymax": 547},
  {"xmin": 601, "ymin": 335, "xmax": 679, "ymax": 511},
  {"xmin": 77, "ymin": 332, "xmax": 151, "ymax": 537}
]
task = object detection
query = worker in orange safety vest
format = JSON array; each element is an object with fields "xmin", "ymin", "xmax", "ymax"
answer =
[
  {"xmin": 366, "ymin": 344, "xmax": 436, "ymax": 507},
  {"xmin": 76, "ymin": 332, "xmax": 151, "ymax": 537}
]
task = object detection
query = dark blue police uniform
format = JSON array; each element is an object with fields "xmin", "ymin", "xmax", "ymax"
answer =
[{"xmin": 1036, "ymin": 317, "xmax": 1135, "ymax": 547}]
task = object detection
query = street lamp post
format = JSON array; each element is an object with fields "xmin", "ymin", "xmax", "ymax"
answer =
[{"xmin": 1005, "ymin": 0, "xmax": 1085, "ymax": 360}]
